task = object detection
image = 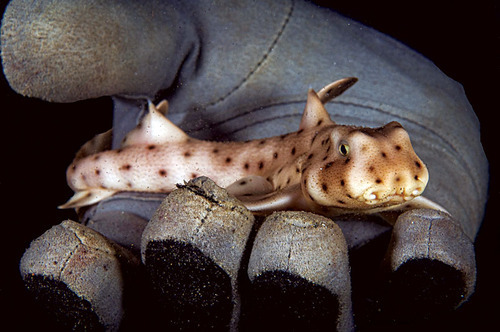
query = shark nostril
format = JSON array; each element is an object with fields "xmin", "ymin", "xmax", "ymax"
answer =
[
  {"xmin": 363, "ymin": 189, "xmax": 378, "ymax": 201},
  {"xmin": 403, "ymin": 186, "xmax": 423, "ymax": 199}
]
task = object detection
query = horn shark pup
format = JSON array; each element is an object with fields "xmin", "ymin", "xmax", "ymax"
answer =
[{"xmin": 61, "ymin": 78, "xmax": 446, "ymax": 218}]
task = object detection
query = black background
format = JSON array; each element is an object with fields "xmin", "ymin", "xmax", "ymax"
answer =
[{"xmin": 1, "ymin": 0, "xmax": 498, "ymax": 330}]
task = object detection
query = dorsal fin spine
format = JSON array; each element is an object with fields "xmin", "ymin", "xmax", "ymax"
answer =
[
  {"xmin": 299, "ymin": 77, "xmax": 358, "ymax": 131},
  {"xmin": 317, "ymin": 77, "xmax": 358, "ymax": 104}
]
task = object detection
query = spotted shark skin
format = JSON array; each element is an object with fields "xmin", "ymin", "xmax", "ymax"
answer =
[{"xmin": 60, "ymin": 77, "xmax": 447, "ymax": 218}]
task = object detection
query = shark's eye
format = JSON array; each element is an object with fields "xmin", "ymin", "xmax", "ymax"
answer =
[{"xmin": 338, "ymin": 143, "xmax": 350, "ymax": 156}]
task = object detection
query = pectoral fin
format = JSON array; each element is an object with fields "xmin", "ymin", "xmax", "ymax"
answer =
[
  {"xmin": 226, "ymin": 175, "xmax": 274, "ymax": 197},
  {"xmin": 237, "ymin": 184, "xmax": 309, "ymax": 215},
  {"xmin": 376, "ymin": 196, "xmax": 450, "ymax": 225},
  {"xmin": 399, "ymin": 196, "xmax": 449, "ymax": 213}
]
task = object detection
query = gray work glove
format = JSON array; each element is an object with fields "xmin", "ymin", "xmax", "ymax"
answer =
[{"xmin": 2, "ymin": 0, "xmax": 488, "ymax": 330}]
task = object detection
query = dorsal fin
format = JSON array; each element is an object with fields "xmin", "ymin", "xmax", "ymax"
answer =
[
  {"xmin": 121, "ymin": 100, "xmax": 189, "ymax": 147},
  {"xmin": 317, "ymin": 77, "xmax": 358, "ymax": 104},
  {"xmin": 299, "ymin": 90, "xmax": 334, "ymax": 130}
]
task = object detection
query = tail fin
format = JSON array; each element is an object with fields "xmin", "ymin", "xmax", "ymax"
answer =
[
  {"xmin": 74, "ymin": 130, "xmax": 113, "ymax": 161},
  {"xmin": 58, "ymin": 188, "xmax": 116, "ymax": 209}
]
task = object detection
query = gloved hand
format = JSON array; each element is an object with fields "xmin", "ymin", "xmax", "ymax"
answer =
[{"xmin": 2, "ymin": 0, "xmax": 488, "ymax": 330}]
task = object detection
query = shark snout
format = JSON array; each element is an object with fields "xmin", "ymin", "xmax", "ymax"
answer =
[{"xmin": 361, "ymin": 175, "xmax": 427, "ymax": 206}]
